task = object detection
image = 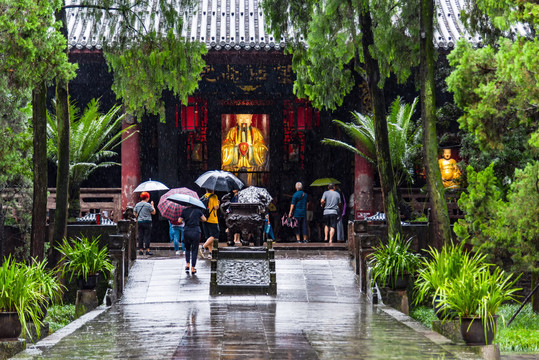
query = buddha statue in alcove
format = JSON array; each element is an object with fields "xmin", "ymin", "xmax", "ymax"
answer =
[
  {"xmin": 221, "ymin": 114, "xmax": 268, "ymax": 172},
  {"xmin": 438, "ymin": 148, "xmax": 461, "ymax": 188}
]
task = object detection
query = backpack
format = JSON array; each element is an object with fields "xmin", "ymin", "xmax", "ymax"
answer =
[{"xmin": 200, "ymin": 193, "xmax": 217, "ymax": 218}]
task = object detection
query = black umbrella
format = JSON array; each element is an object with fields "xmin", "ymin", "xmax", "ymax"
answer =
[{"xmin": 195, "ymin": 170, "xmax": 244, "ymax": 192}]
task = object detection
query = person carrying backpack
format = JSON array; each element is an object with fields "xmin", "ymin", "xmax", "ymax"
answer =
[{"xmin": 199, "ymin": 188, "xmax": 220, "ymax": 259}]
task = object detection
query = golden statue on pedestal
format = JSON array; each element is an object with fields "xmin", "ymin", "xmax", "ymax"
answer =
[
  {"xmin": 222, "ymin": 114, "xmax": 268, "ymax": 172},
  {"xmin": 438, "ymin": 148, "xmax": 461, "ymax": 188}
]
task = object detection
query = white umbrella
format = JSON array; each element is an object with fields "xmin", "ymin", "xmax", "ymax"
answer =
[
  {"xmin": 195, "ymin": 170, "xmax": 244, "ymax": 192},
  {"xmin": 133, "ymin": 179, "xmax": 169, "ymax": 192},
  {"xmin": 166, "ymin": 193, "xmax": 206, "ymax": 210}
]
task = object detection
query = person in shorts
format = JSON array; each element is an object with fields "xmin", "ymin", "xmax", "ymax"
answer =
[
  {"xmin": 320, "ymin": 183, "xmax": 341, "ymax": 244},
  {"xmin": 289, "ymin": 182, "xmax": 308, "ymax": 243}
]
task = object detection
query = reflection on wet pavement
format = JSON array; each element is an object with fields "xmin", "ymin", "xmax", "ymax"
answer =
[{"xmin": 14, "ymin": 251, "xmax": 482, "ymax": 359}]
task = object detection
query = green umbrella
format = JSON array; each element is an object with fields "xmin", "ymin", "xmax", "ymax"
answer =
[{"xmin": 310, "ymin": 177, "xmax": 341, "ymax": 186}]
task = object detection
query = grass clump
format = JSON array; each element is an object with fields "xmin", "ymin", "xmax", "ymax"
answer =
[
  {"xmin": 410, "ymin": 305, "xmax": 437, "ymax": 329},
  {"xmin": 496, "ymin": 303, "xmax": 539, "ymax": 353},
  {"xmin": 45, "ymin": 304, "xmax": 76, "ymax": 333}
]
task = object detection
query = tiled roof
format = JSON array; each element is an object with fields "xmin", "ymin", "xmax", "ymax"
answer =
[{"xmin": 66, "ymin": 0, "xmax": 528, "ymax": 52}]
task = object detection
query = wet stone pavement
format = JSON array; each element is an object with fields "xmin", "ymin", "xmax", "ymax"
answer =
[{"xmin": 14, "ymin": 250, "xmax": 488, "ymax": 359}]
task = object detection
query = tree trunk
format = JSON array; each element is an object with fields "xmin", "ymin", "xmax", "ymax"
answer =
[
  {"xmin": 51, "ymin": 6, "xmax": 70, "ymax": 267},
  {"xmin": 358, "ymin": 9, "xmax": 402, "ymax": 238},
  {"xmin": 419, "ymin": 0, "xmax": 451, "ymax": 249},
  {"xmin": 31, "ymin": 82, "xmax": 48, "ymax": 261},
  {"xmin": 68, "ymin": 185, "xmax": 81, "ymax": 220},
  {"xmin": 0, "ymin": 202, "xmax": 4, "ymax": 264}
]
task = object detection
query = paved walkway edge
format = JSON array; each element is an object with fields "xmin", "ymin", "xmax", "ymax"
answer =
[{"xmin": 21, "ymin": 305, "xmax": 109, "ymax": 354}]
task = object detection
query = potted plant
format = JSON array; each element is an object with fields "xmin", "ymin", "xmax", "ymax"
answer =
[
  {"xmin": 414, "ymin": 241, "xmax": 487, "ymax": 319},
  {"xmin": 25, "ymin": 258, "xmax": 65, "ymax": 322},
  {"xmin": 56, "ymin": 235, "xmax": 114, "ymax": 290},
  {"xmin": 436, "ymin": 262, "xmax": 521, "ymax": 345},
  {"xmin": 0, "ymin": 256, "xmax": 63, "ymax": 339},
  {"xmin": 368, "ymin": 234, "xmax": 421, "ymax": 290}
]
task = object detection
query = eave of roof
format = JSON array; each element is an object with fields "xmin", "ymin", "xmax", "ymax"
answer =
[{"xmin": 66, "ymin": 0, "xmax": 528, "ymax": 52}]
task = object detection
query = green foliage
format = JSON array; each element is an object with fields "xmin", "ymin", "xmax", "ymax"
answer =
[
  {"xmin": 367, "ymin": 233, "xmax": 421, "ymax": 288},
  {"xmin": 495, "ymin": 161, "xmax": 539, "ymax": 275},
  {"xmin": 409, "ymin": 305, "xmax": 436, "ymax": 329},
  {"xmin": 454, "ymin": 164, "xmax": 505, "ymax": 260},
  {"xmin": 414, "ymin": 241, "xmax": 488, "ymax": 306},
  {"xmin": 436, "ymin": 263, "xmax": 521, "ymax": 336},
  {"xmin": 45, "ymin": 304, "xmax": 76, "ymax": 334},
  {"xmin": 456, "ymin": 162, "xmax": 539, "ymax": 276},
  {"xmin": 0, "ymin": 256, "xmax": 63, "ymax": 338},
  {"xmin": 411, "ymin": 303, "xmax": 539, "ymax": 352},
  {"xmin": 0, "ymin": 0, "xmax": 76, "ymax": 87},
  {"xmin": 56, "ymin": 235, "xmax": 114, "ymax": 282},
  {"xmin": 0, "ymin": 79, "xmax": 33, "ymax": 241},
  {"xmin": 46, "ymin": 98, "xmax": 134, "ymax": 193},
  {"xmin": 496, "ymin": 304, "xmax": 539, "ymax": 352},
  {"xmin": 104, "ymin": 29, "xmax": 207, "ymax": 120},
  {"xmin": 262, "ymin": 0, "xmax": 420, "ymax": 110},
  {"xmin": 447, "ymin": 38, "xmax": 539, "ymax": 152},
  {"xmin": 322, "ymin": 97, "xmax": 420, "ymax": 186}
]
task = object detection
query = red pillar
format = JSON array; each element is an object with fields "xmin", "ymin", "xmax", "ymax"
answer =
[
  {"xmin": 354, "ymin": 152, "xmax": 375, "ymax": 220},
  {"xmin": 121, "ymin": 119, "xmax": 140, "ymax": 210}
]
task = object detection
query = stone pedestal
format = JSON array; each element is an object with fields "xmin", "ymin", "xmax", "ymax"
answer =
[
  {"xmin": 0, "ymin": 338, "xmax": 25, "ymax": 360},
  {"xmin": 432, "ymin": 319, "xmax": 464, "ymax": 344},
  {"xmin": 465, "ymin": 344, "xmax": 500, "ymax": 360},
  {"xmin": 75, "ymin": 290, "xmax": 98, "ymax": 318},
  {"xmin": 24, "ymin": 322, "xmax": 49, "ymax": 343},
  {"xmin": 348, "ymin": 221, "xmax": 381, "ymax": 292},
  {"xmin": 378, "ymin": 287, "xmax": 409, "ymax": 315}
]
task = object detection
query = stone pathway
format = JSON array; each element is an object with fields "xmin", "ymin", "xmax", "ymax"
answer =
[{"xmin": 14, "ymin": 250, "xmax": 490, "ymax": 359}]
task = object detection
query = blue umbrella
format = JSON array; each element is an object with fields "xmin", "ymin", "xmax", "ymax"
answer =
[{"xmin": 166, "ymin": 193, "xmax": 206, "ymax": 210}]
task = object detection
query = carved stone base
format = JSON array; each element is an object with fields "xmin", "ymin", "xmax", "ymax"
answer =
[
  {"xmin": 432, "ymin": 320, "xmax": 464, "ymax": 344},
  {"xmin": 0, "ymin": 338, "xmax": 25, "ymax": 360},
  {"xmin": 75, "ymin": 290, "xmax": 98, "ymax": 318},
  {"xmin": 378, "ymin": 287, "xmax": 409, "ymax": 315}
]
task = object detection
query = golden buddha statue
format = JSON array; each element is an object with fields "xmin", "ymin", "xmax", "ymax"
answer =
[
  {"xmin": 438, "ymin": 148, "xmax": 461, "ymax": 188},
  {"xmin": 221, "ymin": 114, "xmax": 268, "ymax": 172}
]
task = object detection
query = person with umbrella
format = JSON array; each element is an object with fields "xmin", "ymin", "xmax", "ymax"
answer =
[
  {"xmin": 134, "ymin": 192, "xmax": 156, "ymax": 256},
  {"xmin": 178, "ymin": 204, "xmax": 207, "ymax": 275},
  {"xmin": 200, "ymin": 188, "xmax": 220, "ymax": 259}
]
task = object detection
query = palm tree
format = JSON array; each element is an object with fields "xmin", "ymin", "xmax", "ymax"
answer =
[
  {"xmin": 322, "ymin": 96, "xmax": 420, "ymax": 186},
  {"xmin": 47, "ymin": 98, "xmax": 135, "ymax": 219}
]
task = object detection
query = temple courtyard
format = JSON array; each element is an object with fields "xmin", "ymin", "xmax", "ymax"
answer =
[{"xmin": 12, "ymin": 249, "xmax": 538, "ymax": 359}]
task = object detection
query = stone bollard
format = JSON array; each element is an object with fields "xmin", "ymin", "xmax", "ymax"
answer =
[
  {"xmin": 349, "ymin": 221, "xmax": 381, "ymax": 292},
  {"xmin": 0, "ymin": 339, "xmax": 26, "ymax": 360},
  {"xmin": 108, "ymin": 234, "xmax": 125, "ymax": 298},
  {"xmin": 75, "ymin": 290, "xmax": 98, "ymax": 318},
  {"xmin": 378, "ymin": 288, "xmax": 410, "ymax": 315}
]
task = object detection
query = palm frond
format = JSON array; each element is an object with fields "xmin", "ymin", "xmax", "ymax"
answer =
[{"xmin": 321, "ymin": 139, "xmax": 376, "ymax": 163}]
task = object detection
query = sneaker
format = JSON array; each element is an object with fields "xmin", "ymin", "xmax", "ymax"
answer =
[
  {"xmin": 198, "ymin": 246, "xmax": 204, "ymax": 259},
  {"xmin": 175, "ymin": 251, "xmax": 181, "ymax": 255},
  {"xmin": 146, "ymin": 251, "xmax": 153, "ymax": 256},
  {"xmin": 139, "ymin": 250, "xmax": 143, "ymax": 255},
  {"xmin": 206, "ymin": 253, "xmax": 212, "ymax": 260}
]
